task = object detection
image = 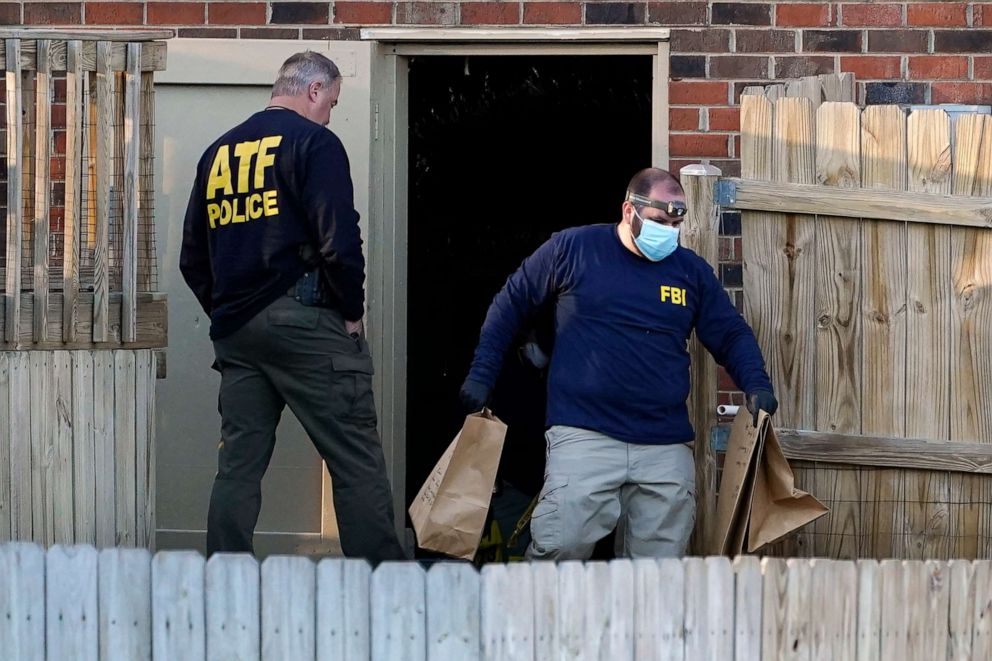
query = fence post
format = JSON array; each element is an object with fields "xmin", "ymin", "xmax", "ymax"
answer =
[{"xmin": 680, "ymin": 163, "xmax": 722, "ymax": 555}]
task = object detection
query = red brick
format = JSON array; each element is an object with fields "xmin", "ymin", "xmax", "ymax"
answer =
[
  {"xmin": 719, "ymin": 236, "xmax": 736, "ymax": 261},
  {"xmin": 840, "ymin": 55, "xmax": 902, "ymax": 79},
  {"xmin": 270, "ymin": 2, "xmax": 330, "ymax": 24},
  {"xmin": 975, "ymin": 56, "xmax": 992, "ymax": 81},
  {"xmin": 208, "ymin": 2, "xmax": 266, "ymax": 25},
  {"xmin": 669, "ymin": 107, "xmax": 699, "ymax": 131},
  {"xmin": 932, "ymin": 82, "xmax": 992, "ymax": 104},
  {"xmin": 733, "ymin": 134, "xmax": 741, "ymax": 158},
  {"xmin": 672, "ymin": 28, "xmax": 731, "ymax": 52},
  {"xmin": 977, "ymin": 5, "xmax": 989, "ymax": 28},
  {"xmin": 709, "ymin": 55, "xmax": 769, "ymax": 79},
  {"xmin": 49, "ymin": 208, "xmax": 65, "ymax": 233},
  {"xmin": 51, "ymin": 156, "xmax": 66, "ymax": 179},
  {"xmin": 867, "ymin": 30, "xmax": 928, "ymax": 53},
  {"xmin": 670, "ymin": 133, "xmax": 730, "ymax": 158},
  {"xmin": 776, "ymin": 3, "xmax": 832, "ymax": 27},
  {"xmin": 841, "ymin": 3, "xmax": 902, "ymax": 27},
  {"xmin": 718, "ymin": 366, "xmax": 735, "ymax": 389},
  {"xmin": 648, "ymin": 1, "xmax": 707, "ymax": 25},
  {"xmin": 523, "ymin": 3, "xmax": 580, "ymax": 24},
  {"xmin": 50, "ymin": 104, "xmax": 66, "ymax": 127},
  {"xmin": 670, "ymin": 80, "xmax": 729, "ymax": 104},
  {"xmin": 148, "ymin": 2, "xmax": 206, "ymax": 25},
  {"xmin": 302, "ymin": 27, "xmax": 361, "ymax": 38},
  {"xmin": 179, "ymin": 27, "xmax": 238, "ymax": 37},
  {"xmin": 54, "ymin": 131, "xmax": 67, "ymax": 153},
  {"xmin": 24, "ymin": 2, "xmax": 82, "ymax": 25},
  {"xmin": 396, "ymin": 2, "xmax": 456, "ymax": 25},
  {"xmin": 241, "ymin": 27, "xmax": 300, "ymax": 38},
  {"xmin": 333, "ymin": 2, "xmax": 392, "ymax": 23},
  {"xmin": 908, "ymin": 3, "xmax": 966, "ymax": 27},
  {"xmin": 908, "ymin": 56, "xmax": 968, "ymax": 80},
  {"xmin": 461, "ymin": 3, "xmax": 519, "ymax": 25},
  {"xmin": 0, "ymin": 4, "xmax": 21, "ymax": 24},
  {"xmin": 709, "ymin": 107, "xmax": 740, "ymax": 131},
  {"xmin": 85, "ymin": 2, "xmax": 144, "ymax": 24}
]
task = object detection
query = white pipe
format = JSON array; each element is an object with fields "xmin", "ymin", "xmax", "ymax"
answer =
[{"xmin": 717, "ymin": 404, "xmax": 739, "ymax": 417}]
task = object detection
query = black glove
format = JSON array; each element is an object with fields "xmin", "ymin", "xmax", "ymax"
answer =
[
  {"xmin": 746, "ymin": 389, "xmax": 778, "ymax": 427},
  {"xmin": 459, "ymin": 378, "xmax": 491, "ymax": 414}
]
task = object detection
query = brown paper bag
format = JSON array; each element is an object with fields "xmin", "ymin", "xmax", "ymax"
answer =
[
  {"xmin": 408, "ymin": 409, "xmax": 507, "ymax": 560},
  {"xmin": 711, "ymin": 408, "xmax": 828, "ymax": 555}
]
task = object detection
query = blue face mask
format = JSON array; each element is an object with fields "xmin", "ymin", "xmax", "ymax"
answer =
[{"xmin": 632, "ymin": 208, "xmax": 680, "ymax": 262}]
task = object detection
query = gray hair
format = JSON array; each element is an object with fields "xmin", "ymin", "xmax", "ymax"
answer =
[{"xmin": 272, "ymin": 51, "xmax": 341, "ymax": 97}]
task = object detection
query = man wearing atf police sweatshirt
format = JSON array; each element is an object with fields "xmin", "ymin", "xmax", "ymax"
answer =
[
  {"xmin": 180, "ymin": 52, "xmax": 405, "ymax": 562},
  {"xmin": 460, "ymin": 168, "xmax": 778, "ymax": 559}
]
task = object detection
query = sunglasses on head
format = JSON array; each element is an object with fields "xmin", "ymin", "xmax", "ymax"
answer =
[{"xmin": 625, "ymin": 191, "xmax": 688, "ymax": 217}]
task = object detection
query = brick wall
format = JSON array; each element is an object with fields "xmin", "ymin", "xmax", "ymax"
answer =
[{"xmin": 6, "ymin": 0, "xmax": 988, "ymax": 405}]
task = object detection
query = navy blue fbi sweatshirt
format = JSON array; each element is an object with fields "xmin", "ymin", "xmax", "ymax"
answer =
[
  {"xmin": 180, "ymin": 108, "xmax": 364, "ymax": 339},
  {"xmin": 468, "ymin": 224, "xmax": 773, "ymax": 445}
]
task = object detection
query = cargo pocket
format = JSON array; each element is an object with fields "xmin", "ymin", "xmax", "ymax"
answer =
[
  {"xmin": 529, "ymin": 477, "xmax": 568, "ymax": 556},
  {"xmin": 331, "ymin": 352, "xmax": 377, "ymax": 425}
]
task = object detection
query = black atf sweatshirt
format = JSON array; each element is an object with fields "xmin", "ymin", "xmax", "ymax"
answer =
[{"xmin": 180, "ymin": 108, "xmax": 364, "ymax": 339}]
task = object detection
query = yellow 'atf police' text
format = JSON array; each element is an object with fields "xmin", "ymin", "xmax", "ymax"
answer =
[{"xmin": 205, "ymin": 135, "xmax": 283, "ymax": 228}]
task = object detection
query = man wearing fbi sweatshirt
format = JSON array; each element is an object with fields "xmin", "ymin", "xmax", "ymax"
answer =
[{"xmin": 460, "ymin": 168, "xmax": 778, "ymax": 559}]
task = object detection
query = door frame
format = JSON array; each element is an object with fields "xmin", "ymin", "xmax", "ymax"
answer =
[{"xmin": 363, "ymin": 28, "xmax": 671, "ymax": 537}]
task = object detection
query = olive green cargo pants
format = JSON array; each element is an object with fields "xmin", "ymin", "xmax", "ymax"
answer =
[{"xmin": 207, "ymin": 296, "xmax": 406, "ymax": 562}]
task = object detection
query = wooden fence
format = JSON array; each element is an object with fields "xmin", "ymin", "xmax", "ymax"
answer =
[
  {"xmin": 2, "ymin": 30, "xmax": 169, "ymax": 349},
  {"xmin": 726, "ymin": 86, "xmax": 992, "ymax": 559},
  {"xmin": 0, "ymin": 350, "xmax": 156, "ymax": 548},
  {"xmin": 1, "ymin": 30, "xmax": 168, "ymax": 549},
  {"xmin": 3, "ymin": 543, "xmax": 992, "ymax": 660}
]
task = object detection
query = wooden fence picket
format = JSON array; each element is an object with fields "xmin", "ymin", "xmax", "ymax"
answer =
[
  {"xmin": 608, "ymin": 560, "xmax": 635, "ymax": 660},
  {"xmin": 152, "ymin": 550, "xmax": 205, "ymax": 661},
  {"xmin": 969, "ymin": 561, "xmax": 992, "ymax": 659},
  {"xmin": 810, "ymin": 559, "xmax": 856, "ymax": 661},
  {"xmin": 947, "ymin": 560, "xmax": 975, "ymax": 661},
  {"xmin": 372, "ymin": 561, "xmax": 426, "ymax": 661},
  {"xmin": 583, "ymin": 561, "xmax": 612, "ymax": 659},
  {"xmin": 206, "ymin": 553, "xmax": 259, "ymax": 661},
  {"xmin": 733, "ymin": 556, "xmax": 762, "ymax": 661},
  {"xmin": 632, "ymin": 558, "xmax": 661, "ymax": 661},
  {"xmin": 481, "ymin": 563, "xmax": 534, "ymax": 661},
  {"xmin": 99, "ymin": 547, "xmax": 152, "ymax": 661},
  {"xmin": 426, "ymin": 562, "xmax": 481, "ymax": 660},
  {"xmin": 556, "ymin": 561, "xmax": 585, "ymax": 661},
  {"xmin": 46, "ymin": 545, "xmax": 98, "ymax": 660},
  {"xmin": 0, "ymin": 543, "xmax": 45, "ymax": 661},
  {"xmin": 531, "ymin": 560, "xmax": 559, "ymax": 660},
  {"xmin": 856, "ymin": 560, "xmax": 881, "ymax": 661},
  {"xmin": 658, "ymin": 558, "xmax": 687, "ymax": 661},
  {"xmin": 316, "ymin": 558, "xmax": 371, "ymax": 660},
  {"xmin": 879, "ymin": 559, "xmax": 907, "ymax": 660},
  {"xmin": 261, "ymin": 555, "xmax": 316, "ymax": 661}
]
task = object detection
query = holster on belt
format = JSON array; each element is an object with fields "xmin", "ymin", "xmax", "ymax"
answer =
[{"xmin": 289, "ymin": 244, "xmax": 334, "ymax": 308}]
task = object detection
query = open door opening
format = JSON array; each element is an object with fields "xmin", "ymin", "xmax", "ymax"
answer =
[{"xmin": 404, "ymin": 54, "xmax": 653, "ymax": 556}]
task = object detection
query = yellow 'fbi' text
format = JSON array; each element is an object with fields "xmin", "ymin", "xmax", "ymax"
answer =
[
  {"xmin": 660, "ymin": 285, "xmax": 687, "ymax": 306},
  {"xmin": 205, "ymin": 135, "xmax": 283, "ymax": 229}
]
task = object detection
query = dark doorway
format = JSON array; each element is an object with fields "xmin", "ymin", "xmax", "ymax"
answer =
[{"xmin": 405, "ymin": 55, "xmax": 653, "ymax": 523}]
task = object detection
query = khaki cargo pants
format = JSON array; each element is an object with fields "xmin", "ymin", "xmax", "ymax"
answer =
[
  {"xmin": 526, "ymin": 425, "xmax": 696, "ymax": 560},
  {"xmin": 208, "ymin": 296, "xmax": 406, "ymax": 562}
]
